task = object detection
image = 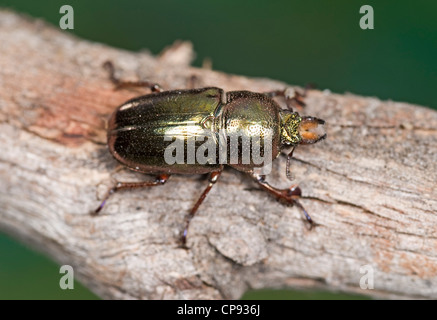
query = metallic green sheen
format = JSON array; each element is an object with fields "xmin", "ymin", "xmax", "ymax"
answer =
[
  {"xmin": 217, "ymin": 91, "xmax": 282, "ymax": 172},
  {"xmin": 107, "ymin": 87, "xmax": 302, "ymax": 174},
  {"xmin": 108, "ymin": 87, "xmax": 223, "ymax": 174}
]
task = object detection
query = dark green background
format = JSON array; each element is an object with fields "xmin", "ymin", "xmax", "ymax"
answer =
[{"xmin": 0, "ymin": 0, "xmax": 435, "ymax": 300}]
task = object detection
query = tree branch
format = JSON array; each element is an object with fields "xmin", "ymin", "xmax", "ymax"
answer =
[{"xmin": 1, "ymin": 10, "xmax": 436, "ymax": 299}]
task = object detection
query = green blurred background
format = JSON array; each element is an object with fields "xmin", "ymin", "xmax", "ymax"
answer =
[{"xmin": 0, "ymin": 0, "xmax": 435, "ymax": 300}]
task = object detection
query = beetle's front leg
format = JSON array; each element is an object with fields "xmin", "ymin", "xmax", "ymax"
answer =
[
  {"xmin": 264, "ymin": 85, "xmax": 311, "ymax": 110},
  {"xmin": 103, "ymin": 60, "xmax": 163, "ymax": 92},
  {"xmin": 181, "ymin": 168, "xmax": 223, "ymax": 247},
  {"xmin": 250, "ymin": 173, "xmax": 315, "ymax": 228},
  {"xmin": 93, "ymin": 174, "xmax": 170, "ymax": 215}
]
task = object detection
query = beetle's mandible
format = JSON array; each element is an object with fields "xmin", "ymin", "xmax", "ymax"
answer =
[{"xmin": 95, "ymin": 61, "xmax": 326, "ymax": 246}]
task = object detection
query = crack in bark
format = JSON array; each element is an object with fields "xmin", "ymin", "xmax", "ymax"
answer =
[
  {"xmin": 293, "ymin": 157, "xmax": 421, "ymax": 196},
  {"xmin": 332, "ymin": 198, "xmax": 398, "ymax": 223},
  {"xmin": 330, "ymin": 123, "xmax": 437, "ymax": 133}
]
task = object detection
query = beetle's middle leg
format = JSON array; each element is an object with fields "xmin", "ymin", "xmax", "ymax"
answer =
[
  {"xmin": 250, "ymin": 173, "xmax": 315, "ymax": 227},
  {"xmin": 181, "ymin": 168, "xmax": 223, "ymax": 246},
  {"xmin": 93, "ymin": 174, "xmax": 170, "ymax": 214},
  {"xmin": 103, "ymin": 61, "xmax": 163, "ymax": 92}
]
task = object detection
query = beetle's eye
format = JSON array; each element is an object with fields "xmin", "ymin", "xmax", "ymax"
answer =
[{"xmin": 298, "ymin": 117, "xmax": 326, "ymax": 144}]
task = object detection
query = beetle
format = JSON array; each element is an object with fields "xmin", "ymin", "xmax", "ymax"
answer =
[{"xmin": 95, "ymin": 61, "xmax": 326, "ymax": 245}]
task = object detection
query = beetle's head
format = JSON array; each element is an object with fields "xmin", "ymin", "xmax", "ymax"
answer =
[
  {"xmin": 281, "ymin": 111, "xmax": 326, "ymax": 147},
  {"xmin": 281, "ymin": 112, "xmax": 326, "ymax": 180}
]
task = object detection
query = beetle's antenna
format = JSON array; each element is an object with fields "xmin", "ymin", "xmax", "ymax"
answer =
[{"xmin": 286, "ymin": 146, "xmax": 296, "ymax": 181}]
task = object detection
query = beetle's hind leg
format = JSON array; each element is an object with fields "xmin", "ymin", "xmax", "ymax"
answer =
[
  {"xmin": 93, "ymin": 174, "xmax": 170, "ymax": 215},
  {"xmin": 103, "ymin": 60, "xmax": 163, "ymax": 92},
  {"xmin": 181, "ymin": 169, "xmax": 223, "ymax": 247},
  {"xmin": 250, "ymin": 173, "xmax": 315, "ymax": 228}
]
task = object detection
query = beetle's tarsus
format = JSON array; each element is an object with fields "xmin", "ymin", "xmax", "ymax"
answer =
[
  {"xmin": 265, "ymin": 83, "xmax": 317, "ymax": 111},
  {"xmin": 188, "ymin": 74, "xmax": 198, "ymax": 89},
  {"xmin": 251, "ymin": 173, "xmax": 315, "ymax": 226},
  {"xmin": 264, "ymin": 87, "xmax": 307, "ymax": 111},
  {"xmin": 177, "ymin": 236, "xmax": 190, "ymax": 250},
  {"xmin": 93, "ymin": 174, "xmax": 170, "ymax": 215},
  {"xmin": 293, "ymin": 199, "xmax": 315, "ymax": 228},
  {"xmin": 180, "ymin": 169, "xmax": 223, "ymax": 245},
  {"xmin": 102, "ymin": 60, "xmax": 163, "ymax": 92},
  {"xmin": 93, "ymin": 199, "xmax": 106, "ymax": 215}
]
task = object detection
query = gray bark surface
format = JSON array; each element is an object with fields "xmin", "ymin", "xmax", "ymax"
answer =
[{"xmin": 1, "ymin": 11, "xmax": 436, "ymax": 299}]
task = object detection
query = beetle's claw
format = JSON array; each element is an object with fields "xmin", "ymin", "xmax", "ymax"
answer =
[
  {"xmin": 178, "ymin": 233, "xmax": 189, "ymax": 250},
  {"xmin": 276, "ymin": 186, "xmax": 315, "ymax": 227},
  {"xmin": 293, "ymin": 200, "xmax": 315, "ymax": 227}
]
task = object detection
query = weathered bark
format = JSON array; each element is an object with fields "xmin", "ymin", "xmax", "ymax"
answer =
[{"xmin": 1, "ymin": 10, "xmax": 436, "ymax": 299}]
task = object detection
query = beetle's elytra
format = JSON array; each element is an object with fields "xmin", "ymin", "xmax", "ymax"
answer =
[{"xmin": 95, "ymin": 61, "xmax": 326, "ymax": 246}]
